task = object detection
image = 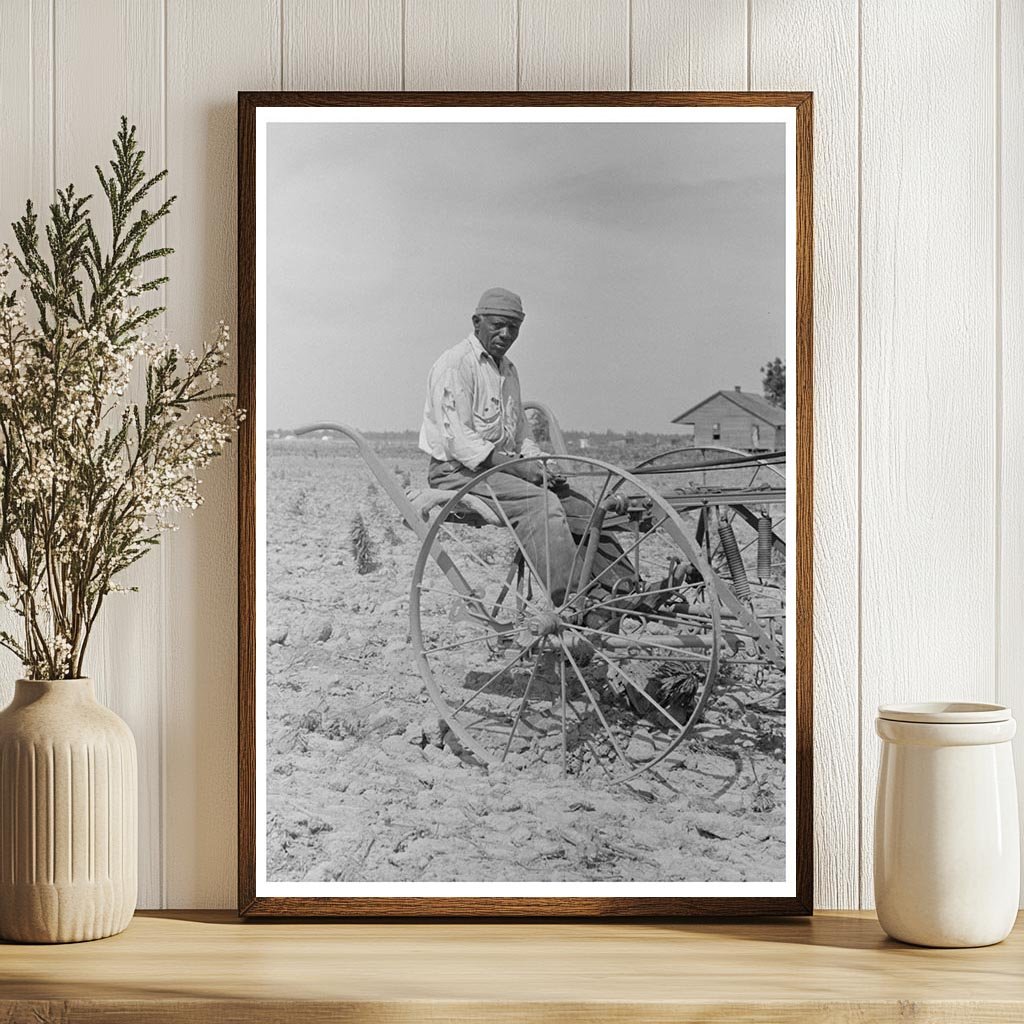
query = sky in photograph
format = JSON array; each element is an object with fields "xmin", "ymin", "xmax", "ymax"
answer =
[{"xmin": 266, "ymin": 119, "xmax": 785, "ymax": 434}]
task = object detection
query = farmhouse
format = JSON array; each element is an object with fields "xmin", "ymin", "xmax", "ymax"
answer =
[{"xmin": 672, "ymin": 386, "xmax": 785, "ymax": 451}]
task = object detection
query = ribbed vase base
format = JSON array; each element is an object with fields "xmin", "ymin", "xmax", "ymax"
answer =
[
  {"xmin": 0, "ymin": 880, "xmax": 135, "ymax": 943},
  {"xmin": 0, "ymin": 678, "xmax": 138, "ymax": 945}
]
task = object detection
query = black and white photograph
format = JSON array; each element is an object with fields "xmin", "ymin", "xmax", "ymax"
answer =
[{"xmin": 249, "ymin": 101, "xmax": 804, "ymax": 907}]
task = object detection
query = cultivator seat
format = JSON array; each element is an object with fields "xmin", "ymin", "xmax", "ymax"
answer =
[{"xmin": 405, "ymin": 487, "xmax": 501, "ymax": 528}]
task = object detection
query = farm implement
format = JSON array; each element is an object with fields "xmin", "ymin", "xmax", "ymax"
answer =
[{"xmin": 293, "ymin": 406, "xmax": 786, "ymax": 784}]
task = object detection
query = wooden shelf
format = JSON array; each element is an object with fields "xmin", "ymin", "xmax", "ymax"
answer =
[{"xmin": 2, "ymin": 910, "xmax": 1022, "ymax": 1022}]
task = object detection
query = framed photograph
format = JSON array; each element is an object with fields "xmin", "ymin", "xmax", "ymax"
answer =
[{"xmin": 238, "ymin": 91, "xmax": 812, "ymax": 917}]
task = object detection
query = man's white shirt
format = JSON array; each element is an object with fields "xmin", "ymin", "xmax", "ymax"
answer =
[{"xmin": 419, "ymin": 333, "xmax": 544, "ymax": 469}]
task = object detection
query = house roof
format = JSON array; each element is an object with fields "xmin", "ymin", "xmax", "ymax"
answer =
[{"xmin": 672, "ymin": 389, "xmax": 786, "ymax": 427}]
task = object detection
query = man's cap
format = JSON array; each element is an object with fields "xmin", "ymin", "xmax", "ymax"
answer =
[{"xmin": 475, "ymin": 287, "xmax": 525, "ymax": 320}]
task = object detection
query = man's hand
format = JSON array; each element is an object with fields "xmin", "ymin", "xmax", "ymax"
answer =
[
  {"xmin": 484, "ymin": 450, "xmax": 545, "ymax": 486},
  {"xmin": 506, "ymin": 459, "xmax": 546, "ymax": 486},
  {"xmin": 545, "ymin": 461, "xmax": 568, "ymax": 488}
]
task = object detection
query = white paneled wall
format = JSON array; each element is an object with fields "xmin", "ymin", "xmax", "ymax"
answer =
[
  {"xmin": 1005, "ymin": 0, "xmax": 1024, "ymax": 899},
  {"xmin": 751, "ymin": 0, "xmax": 860, "ymax": 913},
  {"xmin": 0, "ymin": 0, "xmax": 1017, "ymax": 910},
  {"xmin": 859, "ymin": 0, "xmax": 999, "ymax": 909}
]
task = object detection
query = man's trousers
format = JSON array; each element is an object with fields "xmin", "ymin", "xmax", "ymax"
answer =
[{"xmin": 427, "ymin": 458, "xmax": 629, "ymax": 606}]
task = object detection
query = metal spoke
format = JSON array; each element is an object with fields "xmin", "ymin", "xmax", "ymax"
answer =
[
  {"xmin": 435, "ymin": 522, "xmax": 532, "ymax": 597},
  {"xmin": 421, "ymin": 630, "xmax": 515, "ymax": 656},
  {"xmin": 483, "ymin": 481, "xmax": 555, "ymax": 605},
  {"xmin": 585, "ymin": 581, "xmax": 679, "ymax": 610},
  {"xmin": 560, "ymin": 513, "xmax": 670, "ymax": 611},
  {"xmin": 415, "ymin": 582, "xmax": 522, "ymax": 611},
  {"xmin": 599, "ymin": 651, "xmax": 712, "ymax": 664},
  {"xmin": 631, "ymin": 518, "xmax": 641, "ymax": 579},
  {"xmin": 414, "ymin": 582, "xmax": 518, "ymax": 633},
  {"xmin": 584, "ymin": 603, "xmax": 696, "ymax": 631},
  {"xmin": 500, "ymin": 654, "xmax": 543, "ymax": 763},
  {"xmin": 564, "ymin": 469, "xmax": 613, "ymax": 597},
  {"xmin": 542, "ymin": 460, "xmax": 552, "ymax": 598},
  {"xmin": 448, "ymin": 638, "xmax": 540, "ymax": 717},
  {"xmin": 489, "ymin": 552, "xmax": 524, "ymax": 619},
  {"xmin": 617, "ymin": 607, "xmax": 718, "ymax": 631},
  {"xmin": 582, "ymin": 581, "xmax": 702, "ymax": 617},
  {"xmin": 566, "ymin": 633, "xmax": 717, "ymax": 780},
  {"xmin": 568, "ymin": 628, "xmax": 690, "ymax": 734},
  {"xmin": 559, "ymin": 654, "xmax": 567, "ymax": 776},
  {"xmin": 562, "ymin": 642, "xmax": 633, "ymax": 770},
  {"xmin": 563, "ymin": 695, "xmax": 615, "ymax": 782},
  {"xmin": 571, "ymin": 622, "xmax": 717, "ymax": 659},
  {"xmin": 435, "ymin": 523, "xmax": 547, "ymax": 616}
]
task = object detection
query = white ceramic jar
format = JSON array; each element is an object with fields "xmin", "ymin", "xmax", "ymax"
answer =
[{"xmin": 874, "ymin": 702, "xmax": 1019, "ymax": 947}]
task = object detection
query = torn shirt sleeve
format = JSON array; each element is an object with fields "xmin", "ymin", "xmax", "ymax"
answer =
[{"xmin": 436, "ymin": 363, "xmax": 494, "ymax": 470}]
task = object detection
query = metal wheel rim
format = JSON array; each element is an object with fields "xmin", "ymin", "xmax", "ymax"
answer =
[{"xmin": 408, "ymin": 454, "xmax": 746, "ymax": 783}]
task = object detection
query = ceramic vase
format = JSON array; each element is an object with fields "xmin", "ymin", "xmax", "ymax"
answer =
[
  {"xmin": 0, "ymin": 678, "xmax": 137, "ymax": 943},
  {"xmin": 874, "ymin": 702, "xmax": 1019, "ymax": 947}
]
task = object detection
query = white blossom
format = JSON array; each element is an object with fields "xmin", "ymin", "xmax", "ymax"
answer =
[{"xmin": 0, "ymin": 243, "xmax": 241, "ymax": 679}]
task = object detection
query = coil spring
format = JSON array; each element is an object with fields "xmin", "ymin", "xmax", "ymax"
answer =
[
  {"xmin": 757, "ymin": 512, "xmax": 773, "ymax": 580},
  {"xmin": 718, "ymin": 517, "xmax": 751, "ymax": 601}
]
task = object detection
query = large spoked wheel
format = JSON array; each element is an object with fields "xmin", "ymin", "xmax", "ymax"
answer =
[{"xmin": 409, "ymin": 454, "xmax": 753, "ymax": 785}]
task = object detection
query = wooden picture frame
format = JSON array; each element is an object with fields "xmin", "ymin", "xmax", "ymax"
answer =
[{"xmin": 238, "ymin": 91, "xmax": 813, "ymax": 917}]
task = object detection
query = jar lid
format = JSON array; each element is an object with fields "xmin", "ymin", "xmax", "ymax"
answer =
[{"xmin": 877, "ymin": 702, "xmax": 1011, "ymax": 724}]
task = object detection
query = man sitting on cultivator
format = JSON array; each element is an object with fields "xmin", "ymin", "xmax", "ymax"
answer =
[{"xmin": 419, "ymin": 287, "xmax": 626, "ymax": 608}]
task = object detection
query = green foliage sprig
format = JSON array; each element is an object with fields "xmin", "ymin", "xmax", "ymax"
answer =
[{"xmin": 0, "ymin": 117, "xmax": 242, "ymax": 679}]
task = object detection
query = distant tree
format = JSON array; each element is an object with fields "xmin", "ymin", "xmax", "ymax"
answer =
[{"xmin": 761, "ymin": 357, "xmax": 786, "ymax": 408}]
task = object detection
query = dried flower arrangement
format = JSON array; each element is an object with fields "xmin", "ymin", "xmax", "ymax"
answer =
[{"xmin": 0, "ymin": 118, "xmax": 241, "ymax": 679}]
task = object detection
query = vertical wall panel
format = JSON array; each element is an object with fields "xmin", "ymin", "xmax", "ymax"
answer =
[
  {"xmin": 519, "ymin": 0, "xmax": 628, "ymax": 90},
  {"xmin": 0, "ymin": 1, "xmax": 53, "ymax": 697},
  {"xmin": 51, "ymin": 0, "xmax": 166, "ymax": 909},
  {"xmin": 631, "ymin": 0, "xmax": 746, "ymax": 90},
  {"xmin": 284, "ymin": 0, "xmax": 401, "ymax": 90},
  {"xmin": 165, "ymin": 0, "xmax": 280, "ymax": 908},
  {"xmin": 0, "ymin": 0, "xmax": 51, "ymax": 232},
  {"xmin": 1000, "ymin": 0, "xmax": 1024, "ymax": 902},
  {"xmin": 860, "ymin": 0, "xmax": 997, "ymax": 908},
  {"xmin": 751, "ymin": 1, "xmax": 860, "ymax": 910},
  {"xmin": 405, "ymin": 0, "xmax": 516, "ymax": 89}
]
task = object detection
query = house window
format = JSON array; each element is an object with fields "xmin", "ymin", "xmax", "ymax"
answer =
[
  {"xmin": 712, "ymin": 422, "xmax": 721, "ymax": 440},
  {"xmin": 751, "ymin": 425, "xmax": 760, "ymax": 448}
]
